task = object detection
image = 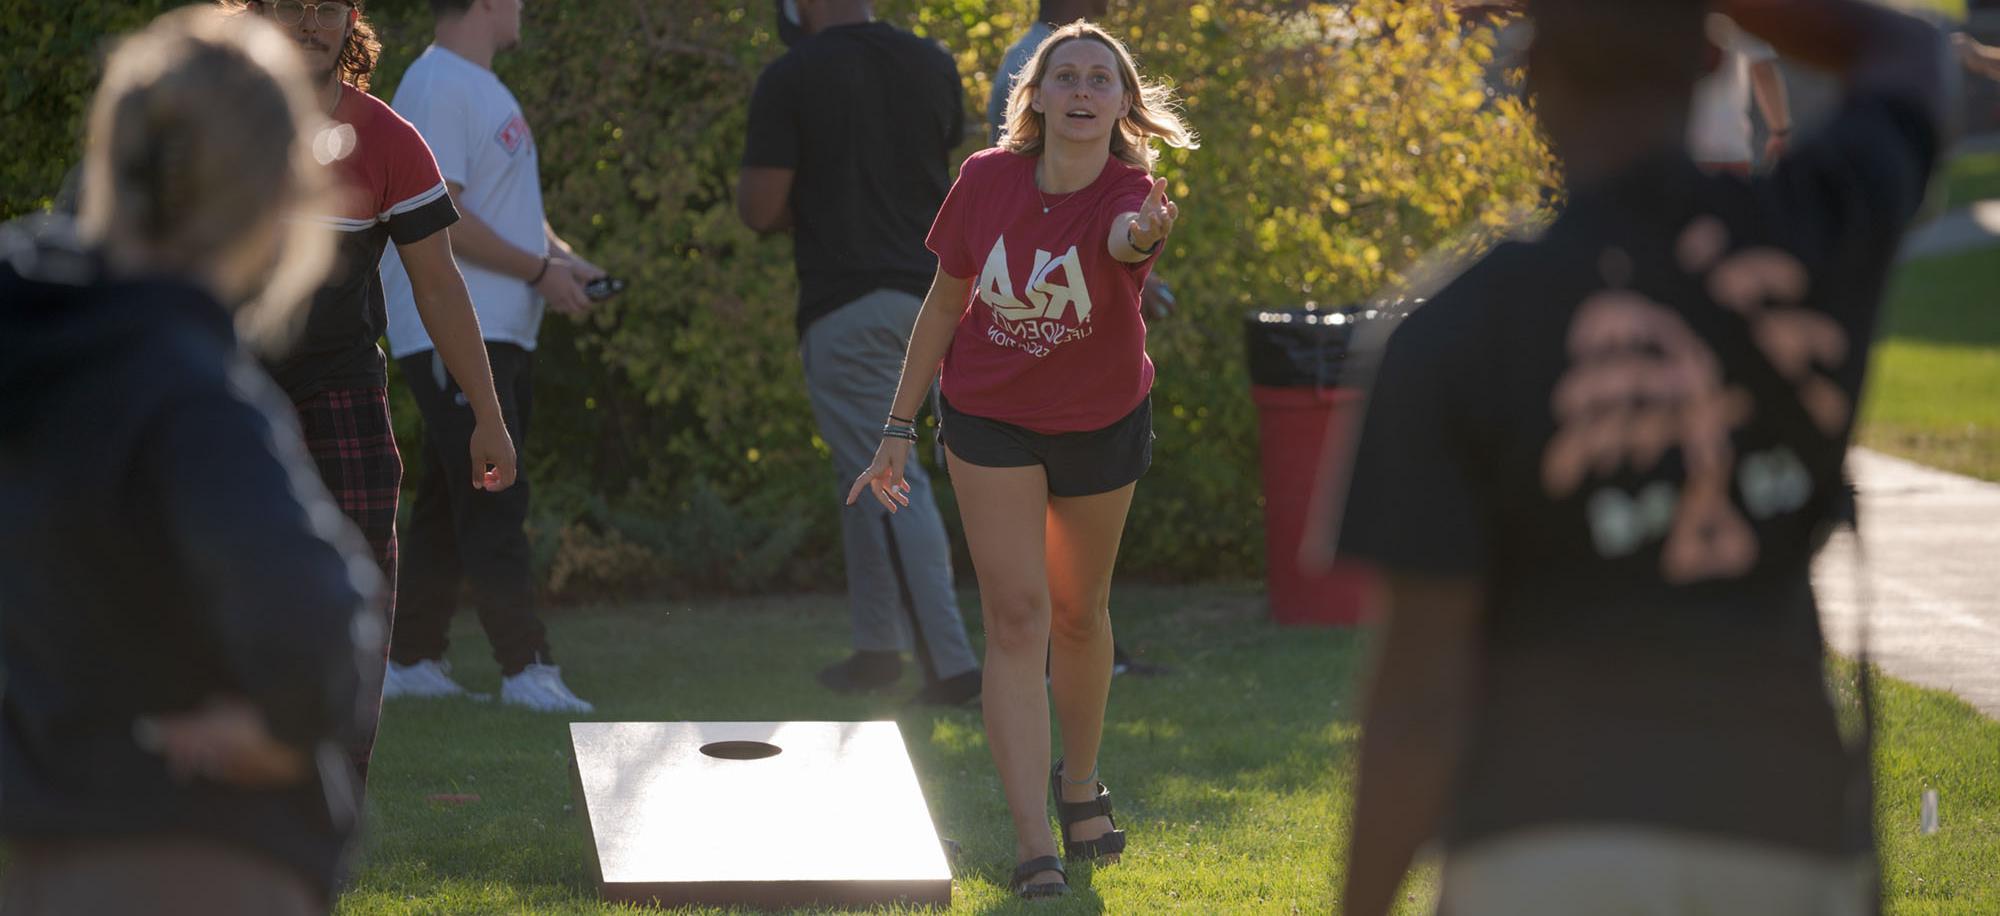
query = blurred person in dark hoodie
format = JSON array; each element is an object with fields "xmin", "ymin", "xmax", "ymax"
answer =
[
  {"xmin": 1334, "ymin": 0, "xmax": 1941, "ymax": 913},
  {"xmin": 0, "ymin": 8, "xmax": 377, "ymax": 914}
]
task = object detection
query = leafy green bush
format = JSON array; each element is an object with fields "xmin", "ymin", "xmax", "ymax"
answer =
[
  {"xmin": 1, "ymin": 2, "xmax": 192, "ymax": 216},
  {"xmin": 4, "ymin": 0, "xmax": 1549, "ymax": 595}
]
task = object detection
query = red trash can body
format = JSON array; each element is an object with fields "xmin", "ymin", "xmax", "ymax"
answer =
[{"xmin": 1250, "ymin": 385, "xmax": 1375, "ymax": 626}]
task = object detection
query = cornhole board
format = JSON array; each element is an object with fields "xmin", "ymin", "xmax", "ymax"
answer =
[{"xmin": 569, "ymin": 721, "xmax": 952, "ymax": 909}]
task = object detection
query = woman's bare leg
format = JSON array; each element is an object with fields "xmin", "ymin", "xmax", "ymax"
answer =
[
  {"xmin": 1046, "ymin": 482, "xmax": 1136, "ymax": 859},
  {"xmin": 946, "ymin": 448, "xmax": 1064, "ymax": 886}
]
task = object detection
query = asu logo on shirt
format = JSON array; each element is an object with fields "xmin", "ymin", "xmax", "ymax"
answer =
[{"xmin": 974, "ymin": 235, "xmax": 1096, "ymax": 357}]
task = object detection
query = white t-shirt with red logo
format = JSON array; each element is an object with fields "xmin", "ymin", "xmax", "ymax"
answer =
[
  {"xmin": 927, "ymin": 148, "xmax": 1157, "ymax": 433},
  {"xmin": 380, "ymin": 45, "xmax": 547, "ymax": 358}
]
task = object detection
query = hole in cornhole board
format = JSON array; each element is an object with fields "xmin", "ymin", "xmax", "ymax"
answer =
[
  {"xmin": 570, "ymin": 722, "xmax": 952, "ymax": 910},
  {"xmin": 700, "ymin": 740, "xmax": 782, "ymax": 761}
]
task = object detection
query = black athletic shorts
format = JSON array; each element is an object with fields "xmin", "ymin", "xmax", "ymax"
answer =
[{"xmin": 939, "ymin": 394, "xmax": 1153, "ymax": 498}]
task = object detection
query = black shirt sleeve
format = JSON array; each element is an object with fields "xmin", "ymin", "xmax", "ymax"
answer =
[
  {"xmin": 378, "ymin": 110, "xmax": 461, "ymax": 247},
  {"xmin": 941, "ymin": 44, "xmax": 966, "ymax": 151},
  {"xmin": 1334, "ymin": 301, "xmax": 1495, "ymax": 578},
  {"xmin": 139, "ymin": 364, "xmax": 375, "ymax": 751},
  {"xmin": 743, "ymin": 58, "xmax": 800, "ymax": 170}
]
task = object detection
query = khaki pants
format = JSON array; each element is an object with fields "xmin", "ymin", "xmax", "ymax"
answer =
[
  {"xmin": 1, "ymin": 839, "xmax": 323, "ymax": 916},
  {"xmin": 1438, "ymin": 827, "xmax": 1872, "ymax": 916}
]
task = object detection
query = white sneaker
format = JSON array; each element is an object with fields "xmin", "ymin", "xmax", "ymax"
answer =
[
  {"xmin": 500, "ymin": 663, "xmax": 595, "ymax": 714},
  {"xmin": 383, "ymin": 659, "xmax": 468, "ymax": 699}
]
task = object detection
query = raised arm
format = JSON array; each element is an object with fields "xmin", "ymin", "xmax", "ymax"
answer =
[
  {"xmin": 1955, "ymin": 33, "xmax": 2000, "ymax": 82},
  {"xmin": 1722, "ymin": 0, "xmax": 1942, "ymax": 117},
  {"xmin": 1107, "ymin": 177, "xmax": 1178, "ymax": 264}
]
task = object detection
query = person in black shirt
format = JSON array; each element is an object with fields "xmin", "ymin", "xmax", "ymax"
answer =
[
  {"xmin": 1334, "ymin": 0, "xmax": 1941, "ymax": 913},
  {"xmin": 0, "ymin": 10, "xmax": 376, "ymax": 913},
  {"xmin": 739, "ymin": 0, "xmax": 983, "ymax": 706}
]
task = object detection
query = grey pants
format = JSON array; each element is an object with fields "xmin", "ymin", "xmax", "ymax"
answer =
[{"xmin": 800, "ymin": 289, "xmax": 979, "ymax": 680}]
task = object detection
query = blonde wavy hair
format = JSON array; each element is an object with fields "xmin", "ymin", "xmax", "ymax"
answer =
[
  {"xmin": 1000, "ymin": 21, "xmax": 1198, "ymax": 170},
  {"xmin": 78, "ymin": 7, "xmax": 334, "ymax": 354}
]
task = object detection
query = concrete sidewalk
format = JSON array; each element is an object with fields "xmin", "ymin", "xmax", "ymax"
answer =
[
  {"xmin": 1896, "ymin": 136, "xmax": 2000, "ymax": 259},
  {"xmin": 1813, "ymin": 448, "xmax": 2000, "ymax": 719},
  {"xmin": 1900, "ymin": 199, "xmax": 2000, "ymax": 260}
]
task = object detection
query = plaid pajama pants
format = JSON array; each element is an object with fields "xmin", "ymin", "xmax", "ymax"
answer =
[{"xmin": 293, "ymin": 386, "xmax": 401, "ymax": 778}]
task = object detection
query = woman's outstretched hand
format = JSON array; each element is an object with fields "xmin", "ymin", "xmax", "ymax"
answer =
[
  {"xmin": 1129, "ymin": 177, "xmax": 1179, "ymax": 252},
  {"xmin": 846, "ymin": 437, "xmax": 915, "ymax": 513}
]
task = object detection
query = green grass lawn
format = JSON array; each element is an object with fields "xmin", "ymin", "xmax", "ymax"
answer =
[
  {"xmin": 338, "ymin": 585, "xmax": 1998, "ymax": 914},
  {"xmin": 1859, "ymin": 247, "xmax": 2000, "ymax": 481},
  {"xmin": 1939, "ymin": 151, "xmax": 2000, "ymax": 211}
]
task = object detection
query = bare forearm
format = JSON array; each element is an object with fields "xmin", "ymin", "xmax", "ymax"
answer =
[
  {"xmin": 887, "ymin": 277, "xmax": 968, "ymax": 421},
  {"xmin": 1724, "ymin": 0, "xmax": 1940, "ymax": 109},
  {"xmin": 407, "ymin": 266, "xmax": 503, "ymax": 422},
  {"xmin": 1750, "ymin": 62, "xmax": 1792, "ymax": 132},
  {"xmin": 1965, "ymin": 36, "xmax": 2000, "ymax": 80},
  {"xmin": 1341, "ymin": 576, "xmax": 1482, "ymax": 916},
  {"xmin": 1343, "ymin": 707, "xmax": 1467, "ymax": 916},
  {"xmin": 543, "ymin": 220, "xmax": 573, "ymax": 258},
  {"xmin": 1109, "ymin": 213, "xmax": 1152, "ymax": 263}
]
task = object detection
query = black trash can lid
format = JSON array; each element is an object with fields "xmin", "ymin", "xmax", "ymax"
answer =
[{"xmin": 1242, "ymin": 303, "xmax": 1412, "ymax": 389}]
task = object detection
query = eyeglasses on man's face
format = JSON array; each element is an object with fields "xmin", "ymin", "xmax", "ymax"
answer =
[{"xmin": 262, "ymin": 0, "xmax": 354, "ymax": 30}]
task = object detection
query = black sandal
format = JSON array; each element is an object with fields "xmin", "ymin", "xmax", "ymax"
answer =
[
  {"xmin": 1051, "ymin": 758, "xmax": 1127, "ymax": 861},
  {"xmin": 1011, "ymin": 855, "xmax": 1069, "ymax": 899}
]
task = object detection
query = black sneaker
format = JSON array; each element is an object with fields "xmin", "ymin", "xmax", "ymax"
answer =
[
  {"xmin": 817, "ymin": 650, "xmax": 903, "ymax": 694},
  {"xmin": 908, "ymin": 669, "xmax": 982, "ymax": 707}
]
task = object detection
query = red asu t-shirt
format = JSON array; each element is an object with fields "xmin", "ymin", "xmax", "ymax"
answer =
[
  {"xmin": 926, "ymin": 148, "xmax": 1157, "ymax": 433},
  {"xmin": 265, "ymin": 85, "xmax": 458, "ymax": 402}
]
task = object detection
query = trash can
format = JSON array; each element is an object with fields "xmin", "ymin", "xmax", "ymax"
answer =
[{"xmin": 1243, "ymin": 306, "xmax": 1393, "ymax": 626}]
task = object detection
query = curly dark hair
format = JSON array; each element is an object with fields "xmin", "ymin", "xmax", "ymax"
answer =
[{"xmin": 221, "ymin": 0, "xmax": 380, "ymax": 91}]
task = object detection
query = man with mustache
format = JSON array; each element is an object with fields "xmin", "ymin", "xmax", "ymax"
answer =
[{"xmin": 232, "ymin": 0, "xmax": 519, "ymax": 782}]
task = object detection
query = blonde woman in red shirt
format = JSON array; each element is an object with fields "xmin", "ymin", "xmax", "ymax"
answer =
[{"xmin": 847, "ymin": 21, "xmax": 1195, "ymax": 899}]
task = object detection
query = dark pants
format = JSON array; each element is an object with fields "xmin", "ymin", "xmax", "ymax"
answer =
[
  {"xmin": 391, "ymin": 343, "xmax": 549, "ymax": 676},
  {"xmin": 294, "ymin": 386, "xmax": 399, "ymax": 776}
]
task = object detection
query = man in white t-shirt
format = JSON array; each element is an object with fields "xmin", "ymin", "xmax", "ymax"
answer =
[
  {"xmin": 1690, "ymin": 14, "xmax": 1795, "ymax": 174},
  {"xmin": 378, "ymin": 0, "xmax": 601, "ymax": 714}
]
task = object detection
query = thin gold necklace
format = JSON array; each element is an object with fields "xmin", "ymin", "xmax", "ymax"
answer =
[{"xmin": 1035, "ymin": 162, "xmax": 1084, "ymax": 215}]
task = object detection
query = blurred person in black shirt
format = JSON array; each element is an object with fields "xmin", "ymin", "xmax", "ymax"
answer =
[{"xmin": 1334, "ymin": 0, "xmax": 1941, "ymax": 913}]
